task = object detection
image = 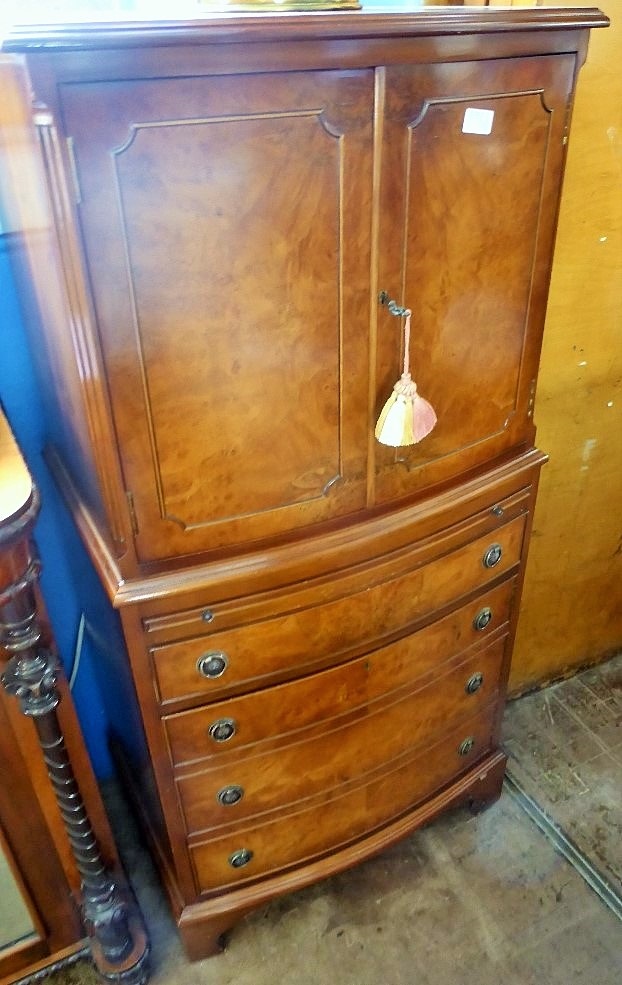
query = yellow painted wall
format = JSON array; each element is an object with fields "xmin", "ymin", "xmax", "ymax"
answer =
[{"xmin": 509, "ymin": 0, "xmax": 622, "ymax": 692}]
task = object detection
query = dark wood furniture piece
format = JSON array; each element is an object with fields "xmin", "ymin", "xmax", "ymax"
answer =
[
  {"xmin": 1, "ymin": 2, "xmax": 608, "ymax": 962},
  {"xmin": 0, "ymin": 407, "xmax": 149, "ymax": 984},
  {"xmin": 0, "ymin": 412, "xmax": 86, "ymax": 984}
]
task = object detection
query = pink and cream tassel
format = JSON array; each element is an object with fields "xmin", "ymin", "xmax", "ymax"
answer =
[{"xmin": 375, "ymin": 309, "xmax": 437, "ymax": 447}]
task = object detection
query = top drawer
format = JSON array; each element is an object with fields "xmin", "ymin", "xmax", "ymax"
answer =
[{"xmin": 149, "ymin": 510, "xmax": 527, "ymax": 706}]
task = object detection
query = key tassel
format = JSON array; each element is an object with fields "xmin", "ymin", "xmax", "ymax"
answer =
[{"xmin": 375, "ymin": 309, "xmax": 437, "ymax": 447}]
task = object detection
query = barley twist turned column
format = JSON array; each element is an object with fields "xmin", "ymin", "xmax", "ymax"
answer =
[{"xmin": 0, "ymin": 413, "xmax": 149, "ymax": 984}]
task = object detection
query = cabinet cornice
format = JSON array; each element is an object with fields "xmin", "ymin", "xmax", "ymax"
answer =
[{"xmin": 3, "ymin": 7, "xmax": 609, "ymax": 53}]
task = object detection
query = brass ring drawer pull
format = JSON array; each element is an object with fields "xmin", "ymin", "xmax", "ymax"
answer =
[
  {"xmin": 465, "ymin": 673, "xmax": 484, "ymax": 695},
  {"xmin": 482, "ymin": 544, "xmax": 503, "ymax": 569},
  {"xmin": 208, "ymin": 718, "xmax": 237, "ymax": 743},
  {"xmin": 458, "ymin": 737, "xmax": 475, "ymax": 757},
  {"xmin": 217, "ymin": 785, "xmax": 244, "ymax": 807},
  {"xmin": 197, "ymin": 650, "xmax": 228, "ymax": 679},
  {"xmin": 228, "ymin": 848, "xmax": 253, "ymax": 869},
  {"xmin": 473, "ymin": 607, "xmax": 493, "ymax": 631}
]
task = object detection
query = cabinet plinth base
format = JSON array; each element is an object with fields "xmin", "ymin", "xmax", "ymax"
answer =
[
  {"xmin": 467, "ymin": 755, "xmax": 508, "ymax": 815},
  {"xmin": 175, "ymin": 751, "xmax": 507, "ymax": 961}
]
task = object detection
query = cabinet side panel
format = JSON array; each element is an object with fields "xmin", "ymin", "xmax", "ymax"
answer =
[{"xmin": 0, "ymin": 56, "xmax": 129, "ymax": 563}]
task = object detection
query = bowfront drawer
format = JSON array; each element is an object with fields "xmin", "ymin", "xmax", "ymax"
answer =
[
  {"xmin": 151, "ymin": 513, "xmax": 526, "ymax": 705},
  {"xmin": 165, "ymin": 580, "xmax": 514, "ymax": 767},
  {"xmin": 189, "ymin": 706, "xmax": 496, "ymax": 893},
  {"xmin": 174, "ymin": 635, "xmax": 506, "ymax": 836}
]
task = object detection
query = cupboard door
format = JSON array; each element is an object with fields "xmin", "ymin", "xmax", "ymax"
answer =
[
  {"xmin": 61, "ymin": 70, "xmax": 374, "ymax": 562},
  {"xmin": 374, "ymin": 54, "xmax": 575, "ymax": 504}
]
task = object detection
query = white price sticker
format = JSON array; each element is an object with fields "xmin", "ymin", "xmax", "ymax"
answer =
[{"xmin": 462, "ymin": 107, "xmax": 495, "ymax": 136}]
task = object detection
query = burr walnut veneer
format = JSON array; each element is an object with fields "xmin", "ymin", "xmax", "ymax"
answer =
[{"xmin": 1, "ymin": 3, "xmax": 607, "ymax": 960}]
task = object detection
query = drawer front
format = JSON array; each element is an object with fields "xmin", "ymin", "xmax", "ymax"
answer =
[
  {"xmin": 189, "ymin": 706, "xmax": 496, "ymax": 893},
  {"xmin": 176, "ymin": 636, "xmax": 506, "ymax": 835},
  {"xmin": 152, "ymin": 514, "xmax": 525, "ymax": 704},
  {"xmin": 165, "ymin": 580, "xmax": 513, "ymax": 767}
]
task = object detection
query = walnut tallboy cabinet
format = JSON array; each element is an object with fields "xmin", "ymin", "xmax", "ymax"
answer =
[{"xmin": 2, "ymin": 3, "xmax": 608, "ymax": 960}]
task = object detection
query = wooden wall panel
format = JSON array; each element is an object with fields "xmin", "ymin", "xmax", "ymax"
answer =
[{"xmin": 510, "ymin": 0, "xmax": 622, "ymax": 692}]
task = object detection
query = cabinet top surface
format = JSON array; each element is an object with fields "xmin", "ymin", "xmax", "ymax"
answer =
[{"xmin": 2, "ymin": 2, "xmax": 609, "ymax": 51}]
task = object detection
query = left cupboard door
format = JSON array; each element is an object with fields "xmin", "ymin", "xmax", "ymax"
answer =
[{"xmin": 61, "ymin": 69, "xmax": 375, "ymax": 563}]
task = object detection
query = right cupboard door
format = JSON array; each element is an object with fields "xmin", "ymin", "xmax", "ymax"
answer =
[{"xmin": 374, "ymin": 54, "xmax": 576, "ymax": 505}]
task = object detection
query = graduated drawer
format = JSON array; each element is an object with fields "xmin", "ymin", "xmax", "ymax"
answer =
[
  {"xmin": 165, "ymin": 579, "xmax": 513, "ymax": 768},
  {"xmin": 151, "ymin": 513, "xmax": 525, "ymax": 705},
  {"xmin": 189, "ymin": 706, "xmax": 495, "ymax": 893},
  {"xmin": 175, "ymin": 634, "xmax": 506, "ymax": 836}
]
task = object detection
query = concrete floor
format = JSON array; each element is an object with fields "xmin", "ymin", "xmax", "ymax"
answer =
[
  {"xmin": 503, "ymin": 654, "xmax": 622, "ymax": 898},
  {"xmin": 41, "ymin": 654, "xmax": 622, "ymax": 985}
]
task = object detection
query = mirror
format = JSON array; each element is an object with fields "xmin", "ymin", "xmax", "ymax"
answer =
[{"xmin": 0, "ymin": 829, "xmax": 36, "ymax": 952}]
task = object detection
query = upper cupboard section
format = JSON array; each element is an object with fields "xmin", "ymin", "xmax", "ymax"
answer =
[{"xmin": 59, "ymin": 53, "xmax": 575, "ymax": 563}]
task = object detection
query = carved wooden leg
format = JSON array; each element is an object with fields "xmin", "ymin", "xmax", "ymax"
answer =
[{"xmin": 0, "ymin": 529, "xmax": 149, "ymax": 983}]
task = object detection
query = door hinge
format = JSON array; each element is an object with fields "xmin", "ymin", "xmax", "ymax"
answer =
[
  {"xmin": 125, "ymin": 491, "xmax": 139, "ymax": 536},
  {"xmin": 65, "ymin": 136, "xmax": 82, "ymax": 205}
]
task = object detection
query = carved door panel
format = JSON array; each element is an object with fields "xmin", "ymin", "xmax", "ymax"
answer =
[
  {"xmin": 374, "ymin": 54, "xmax": 576, "ymax": 506},
  {"xmin": 61, "ymin": 70, "xmax": 374, "ymax": 562}
]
